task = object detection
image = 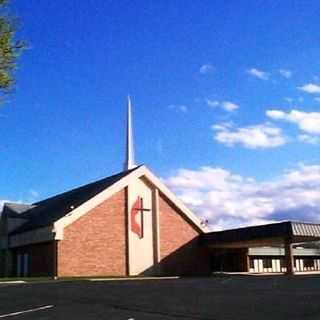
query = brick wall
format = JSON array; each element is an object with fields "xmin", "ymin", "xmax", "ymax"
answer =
[
  {"xmin": 57, "ymin": 189, "xmax": 127, "ymax": 277},
  {"xmin": 159, "ymin": 193, "xmax": 210, "ymax": 276}
]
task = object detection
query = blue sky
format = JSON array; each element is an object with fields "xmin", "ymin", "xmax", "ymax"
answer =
[{"xmin": 1, "ymin": 1, "xmax": 320, "ymax": 229}]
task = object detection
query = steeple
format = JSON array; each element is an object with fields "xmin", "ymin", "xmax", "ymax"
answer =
[{"xmin": 124, "ymin": 95, "xmax": 136, "ymax": 171}]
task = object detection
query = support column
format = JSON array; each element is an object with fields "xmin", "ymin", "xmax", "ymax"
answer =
[
  {"xmin": 243, "ymin": 248, "xmax": 250, "ymax": 272},
  {"xmin": 284, "ymin": 239, "xmax": 294, "ymax": 275},
  {"xmin": 152, "ymin": 188, "xmax": 161, "ymax": 275}
]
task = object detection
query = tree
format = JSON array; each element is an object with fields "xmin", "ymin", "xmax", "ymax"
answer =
[{"xmin": 0, "ymin": 0, "xmax": 25, "ymax": 99}]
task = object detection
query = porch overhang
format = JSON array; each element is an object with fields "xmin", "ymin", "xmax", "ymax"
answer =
[
  {"xmin": 202, "ymin": 221, "xmax": 320, "ymax": 249},
  {"xmin": 202, "ymin": 221, "xmax": 320, "ymax": 275}
]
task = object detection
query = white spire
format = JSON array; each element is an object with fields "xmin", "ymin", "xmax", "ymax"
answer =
[{"xmin": 124, "ymin": 95, "xmax": 136, "ymax": 171}]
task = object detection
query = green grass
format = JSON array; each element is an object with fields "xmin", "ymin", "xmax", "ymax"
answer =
[{"xmin": 0, "ymin": 277, "xmax": 51, "ymax": 282}]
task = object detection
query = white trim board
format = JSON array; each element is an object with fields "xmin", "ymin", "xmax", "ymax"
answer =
[{"xmin": 53, "ymin": 165, "xmax": 207, "ymax": 240}]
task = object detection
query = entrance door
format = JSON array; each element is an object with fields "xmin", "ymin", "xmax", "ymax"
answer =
[{"xmin": 16, "ymin": 253, "xmax": 28, "ymax": 277}]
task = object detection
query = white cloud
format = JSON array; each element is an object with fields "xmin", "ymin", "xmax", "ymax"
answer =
[
  {"xmin": 168, "ymin": 104, "xmax": 188, "ymax": 113},
  {"xmin": 267, "ymin": 109, "xmax": 320, "ymax": 135},
  {"xmin": 247, "ymin": 68, "xmax": 270, "ymax": 80},
  {"xmin": 207, "ymin": 100, "xmax": 239, "ymax": 112},
  {"xmin": 279, "ymin": 69, "xmax": 292, "ymax": 79},
  {"xmin": 206, "ymin": 100, "xmax": 219, "ymax": 108},
  {"xmin": 298, "ymin": 134, "xmax": 320, "ymax": 145},
  {"xmin": 199, "ymin": 64, "xmax": 214, "ymax": 74},
  {"xmin": 0, "ymin": 200, "xmax": 9, "ymax": 216},
  {"xmin": 266, "ymin": 109, "xmax": 286, "ymax": 120},
  {"xmin": 165, "ymin": 165, "xmax": 320, "ymax": 230},
  {"xmin": 298, "ymin": 83, "xmax": 320, "ymax": 94},
  {"xmin": 212, "ymin": 122, "xmax": 286, "ymax": 149},
  {"xmin": 221, "ymin": 101, "xmax": 239, "ymax": 112}
]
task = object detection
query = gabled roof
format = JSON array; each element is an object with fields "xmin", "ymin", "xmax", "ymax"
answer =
[
  {"xmin": 52, "ymin": 165, "xmax": 206, "ymax": 239},
  {"xmin": 5, "ymin": 165, "xmax": 205, "ymax": 239},
  {"xmin": 8, "ymin": 166, "xmax": 140, "ymax": 235},
  {"xmin": 2, "ymin": 203, "xmax": 34, "ymax": 218}
]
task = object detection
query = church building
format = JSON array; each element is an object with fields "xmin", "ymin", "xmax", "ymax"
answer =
[
  {"xmin": 0, "ymin": 98, "xmax": 210, "ymax": 277},
  {"xmin": 1, "ymin": 97, "xmax": 320, "ymax": 278}
]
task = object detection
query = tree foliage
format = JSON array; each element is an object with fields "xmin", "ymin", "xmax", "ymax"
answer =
[{"xmin": 0, "ymin": 0, "xmax": 25, "ymax": 97}]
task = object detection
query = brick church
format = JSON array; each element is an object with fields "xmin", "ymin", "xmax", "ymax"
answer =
[
  {"xmin": 2, "ymin": 97, "xmax": 320, "ymax": 278},
  {"xmin": 0, "ymin": 98, "xmax": 210, "ymax": 278}
]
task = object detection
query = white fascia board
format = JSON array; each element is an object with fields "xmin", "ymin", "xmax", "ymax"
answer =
[
  {"xmin": 53, "ymin": 166, "xmax": 147, "ymax": 239},
  {"xmin": 53, "ymin": 165, "xmax": 207, "ymax": 240},
  {"xmin": 141, "ymin": 167, "xmax": 207, "ymax": 233}
]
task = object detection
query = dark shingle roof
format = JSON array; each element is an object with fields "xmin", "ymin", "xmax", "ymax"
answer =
[
  {"xmin": 202, "ymin": 221, "xmax": 320, "ymax": 246},
  {"xmin": 1, "ymin": 203, "xmax": 34, "ymax": 219},
  {"xmin": 9, "ymin": 167, "xmax": 140, "ymax": 235},
  {"xmin": 5, "ymin": 203, "xmax": 35, "ymax": 215}
]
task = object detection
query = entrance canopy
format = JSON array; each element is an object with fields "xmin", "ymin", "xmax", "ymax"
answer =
[{"xmin": 202, "ymin": 221, "xmax": 320, "ymax": 248}]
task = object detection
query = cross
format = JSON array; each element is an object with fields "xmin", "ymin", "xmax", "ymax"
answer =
[{"xmin": 131, "ymin": 196, "xmax": 151, "ymax": 239}]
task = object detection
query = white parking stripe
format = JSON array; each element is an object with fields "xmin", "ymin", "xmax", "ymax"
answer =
[
  {"xmin": 89, "ymin": 276, "xmax": 179, "ymax": 281},
  {"xmin": 0, "ymin": 305, "xmax": 54, "ymax": 318}
]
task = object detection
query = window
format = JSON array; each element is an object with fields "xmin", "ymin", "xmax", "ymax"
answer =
[
  {"xmin": 249, "ymin": 258, "xmax": 254, "ymax": 269},
  {"xmin": 304, "ymin": 258, "xmax": 314, "ymax": 268},
  {"xmin": 263, "ymin": 258, "xmax": 272, "ymax": 269},
  {"xmin": 280, "ymin": 258, "xmax": 286, "ymax": 268}
]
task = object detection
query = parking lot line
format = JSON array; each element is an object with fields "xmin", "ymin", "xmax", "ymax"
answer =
[
  {"xmin": 0, "ymin": 281, "xmax": 25, "ymax": 285},
  {"xmin": 89, "ymin": 276, "xmax": 179, "ymax": 281},
  {"xmin": 0, "ymin": 305, "xmax": 54, "ymax": 318}
]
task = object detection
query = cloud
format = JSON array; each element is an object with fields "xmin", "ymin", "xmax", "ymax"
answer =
[
  {"xmin": 168, "ymin": 104, "xmax": 188, "ymax": 113},
  {"xmin": 247, "ymin": 68, "xmax": 270, "ymax": 80},
  {"xmin": 165, "ymin": 164, "xmax": 320, "ymax": 230},
  {"xmin": 199, "ymin": 64, "xmax": 214, "ymax": 74},
  {"xmin": 283, "ymin": 97, "xmax": 304, "ymax": 104},
  {"xmin": 0, "ymin": 199, "xmax": 9, "ymax": 216},
  {"xmin": 298, "ymin": 134, "xmax": 320, "ymax": 145},
  {"xmin": 279, "ymin": 69, "xmax": 292, "ymax": 79},
  {"xmin": 221, "ymin": 101, "xmax": 239, "ymax": 112},
  {"xmin": 207, "ymin": 100, "xmax": 239, "ymax": 112},
  {"xmin": 267, "ymin": 109, "xmax": 320, "ymax": 135},
  {"xmin": 298, "ymin": 83, "xmax": 320, "ymax": 94},
  {"xmin": 212, "ymin": 122, "xmax": 286, "ymax": 149}
]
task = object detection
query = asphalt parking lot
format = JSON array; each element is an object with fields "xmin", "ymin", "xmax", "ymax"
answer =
[{"xmin": 0, "ymin": 275, "xmax": 320, "ymax": 320}]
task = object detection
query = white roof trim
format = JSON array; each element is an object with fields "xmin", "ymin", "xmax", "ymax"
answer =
[
  {"xmin": 53, "ymin": 165, "xmax": 206, "ymax": 239},
  {"xmin": 141, "ymin": 167, "xmax": 207, "ymax": 233}
]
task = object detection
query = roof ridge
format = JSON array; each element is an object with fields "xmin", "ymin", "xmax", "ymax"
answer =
[
  {"xmin": 33, "ymin": 166, "xmax": 141, "ymax": 206},
  {"xmin": 9, "ymin": 165, "xmax": 143, "ymax": 235}
]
